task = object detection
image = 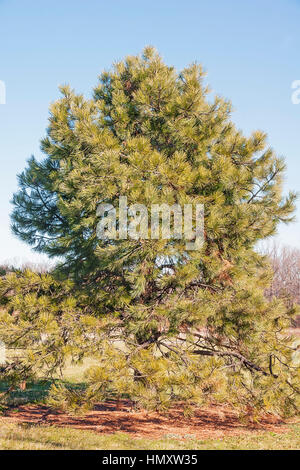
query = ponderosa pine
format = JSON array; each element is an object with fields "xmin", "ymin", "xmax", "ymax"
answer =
[{"xmin": 1, "ymin": 47, "xmax": 299, "ymax": 417}]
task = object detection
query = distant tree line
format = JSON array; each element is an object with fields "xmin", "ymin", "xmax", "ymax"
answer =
[{"xmin": 263, "ymin": 243, "xmax": 300, "ymax": 327}]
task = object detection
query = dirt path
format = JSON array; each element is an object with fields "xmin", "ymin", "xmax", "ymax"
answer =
[{"xmin": 1, "ymin": 401, "xmax": 295, "ymax": 440}]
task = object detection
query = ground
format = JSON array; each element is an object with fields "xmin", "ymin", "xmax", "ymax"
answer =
[
  {"xmin": 0, "ymin": 398, "xmax": 299, "ymax": 450},
  {"xmin": 1, "ymin": 400, "xmax": 293, "ymax": 438},
  {"xmin": 0, "ymin": 414, "xmax": 299, "ymax": 450},
  {"xmin": 0, "ymin": 347, "xmax": 299, "ymax": 450}
]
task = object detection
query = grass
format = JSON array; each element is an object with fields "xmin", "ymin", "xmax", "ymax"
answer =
[
  {"xmin": 0, "ymin": 421, "xmax": 299, "ymax": 450},
  {"xmin": 0, "ymin": 356, "xmax": 97, "ymax": 408},
  {"xmin": 1, "ymin": 352, "xmax": 299, "ymax": 450}
]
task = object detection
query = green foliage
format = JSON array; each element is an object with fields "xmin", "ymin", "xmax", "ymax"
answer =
[{"xmin": 1, "ymin": 48, "xmax": 299, "ymax": 417}]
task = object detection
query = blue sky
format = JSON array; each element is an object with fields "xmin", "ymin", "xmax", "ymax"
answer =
[{"xmin": 0, "ymin": 0, "xmax": 300, "ymax": 265}]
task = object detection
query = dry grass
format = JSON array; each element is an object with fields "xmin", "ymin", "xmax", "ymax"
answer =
[{"xmin": 0, "ymin": 420, "xmax": 299, "ymax": 450}]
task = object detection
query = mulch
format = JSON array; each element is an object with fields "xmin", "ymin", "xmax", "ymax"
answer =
[{"xmin": 2, "ymin": 401, "xmax": 296, "ymax": 440}]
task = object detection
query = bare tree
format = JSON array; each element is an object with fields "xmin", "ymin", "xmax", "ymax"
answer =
[
  {"xmin": 19, "ymin": 260, "xmax": 54, "ymax": 273},
  {"xmin": 0, "ymin": 260, "xmax": 55, "ymax": 274},
  {"xmin": 261, "ymin": 242, "xmax": 300, "ymax": 327}
]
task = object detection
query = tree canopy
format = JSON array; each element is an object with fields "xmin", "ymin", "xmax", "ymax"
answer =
[{"xmin": 1, "ymin": 47, "xmax": 299, "ymax": 417}]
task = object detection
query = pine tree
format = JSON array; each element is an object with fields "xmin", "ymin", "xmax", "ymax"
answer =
[{"xmin": 1, "ymin": 47, "xmax": 299, "ymax": 417}]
